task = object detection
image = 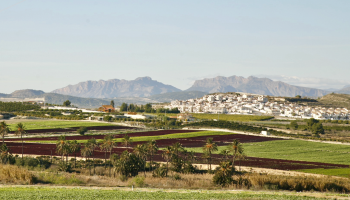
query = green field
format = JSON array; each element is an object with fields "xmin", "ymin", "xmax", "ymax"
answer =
[
  {"xmin": 297, "ymin": 168, "xmax": 350, "ymax": 178},
  {"xmin": 186, "ymin": 140, "xmax": 350, "ymax": 165},
  {"xmin": 25, "ymin": 131, "xmax": 236, "ymax": 144},
  {"xmin": 7, "ymin": 120, "xmax": 115, "ymax": 130},
  {"xmin": 0, "ymin": 187, "xmax": 326, "ymax": 200},
  {"xmin": 191, "ymin": 114, "xmax": 274, "ymax": 122}
]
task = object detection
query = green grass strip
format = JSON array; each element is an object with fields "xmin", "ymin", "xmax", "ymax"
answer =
[
  {"xmin": 186, "ymin": 139, "xmax": 350, "ymax": 165},
  {"xmin": 0, "ymin": 187, "xmax": 325, "ymax": 200},
  {"xmin": 24, "ymin": 131, "xmax": 234, "ymax": 144},
  {"xmin": 7, "ymin": 120, "xmax": 115, "ymax": 130}
]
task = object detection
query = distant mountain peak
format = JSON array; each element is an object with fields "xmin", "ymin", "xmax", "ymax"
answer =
[
  {"xmin": 186, "ymin": 75, "xmax": 330, "ymax": 97},
  {"xmin": 51, "ymin": 77, "xmax": 181, "ymax": 98}
]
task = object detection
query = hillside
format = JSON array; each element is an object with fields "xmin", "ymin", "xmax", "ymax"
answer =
[
  {"xmin": 186, "ymin": 76, "xmax": 330, "ymax": 97},
  {"xmin": 148, "ymin": 91, "xmax": 208, "ymax": 102},
  {"xmin": 51, "ymin": 77, "xmax": 181, "ymax": 98},
  {"xmin": 307, "ymin": 93, "xmax": 350, "ymax": 109}
]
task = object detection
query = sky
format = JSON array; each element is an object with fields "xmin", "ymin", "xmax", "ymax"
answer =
[{"xmin": 1, "ymin": 0, "xmax": 350, "ymax": 93}]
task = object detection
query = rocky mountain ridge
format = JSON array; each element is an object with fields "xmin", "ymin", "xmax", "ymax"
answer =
[
  {"xmin": 186, "ymin": 76, "xmax": 331, "ymax": 97},
  {"xmin": 51, "ymin": 77, "xmax": 181, "ymax": 98}
]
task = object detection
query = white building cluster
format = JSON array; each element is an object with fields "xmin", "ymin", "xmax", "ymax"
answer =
[{"xmin": 166, "ymin": 93, "xmax": 350, "ymax": 120}]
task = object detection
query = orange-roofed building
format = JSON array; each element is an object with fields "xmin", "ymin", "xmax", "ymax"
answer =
[{"xmin": 98, "ymin": 105, "xmax": 115, "ymax": 113}]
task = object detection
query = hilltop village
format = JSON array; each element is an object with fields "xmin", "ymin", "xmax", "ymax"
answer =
[{"xmin": 166, "ymin": 93, "xmax": 350, "ymax": 120}]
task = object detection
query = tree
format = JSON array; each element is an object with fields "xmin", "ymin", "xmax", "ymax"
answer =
[
  {"xmin": 228, "ymin": 139, "xmax": 243, "ymax": 172},
  {"xmin": 103, "ymin": 116, "xmax": 113, "ymax": 122},
  {"xmin": 70, "ymin": 140, "xmax": 81, "ymax": 168},
  {"xmin": 56, "ymin": 136, "xmax": 70, "ymax": 163},
  {"xmin": 162, "ymin": 146, "xmax": 172, "ymax": 177},
  {"xmin": 63, "ymin": 100, "xmax": 71, "ymax": 107},
  {"xmin": 113, "ymin": 151, "xmax": 143, "ymax": 178},
  {"xmin": 290, "ymin": 120, "xmax": 298, "ymax": 130},
  {"xmin": 133, "ymin": 144, "xmax": 148, "ymax": 176},
  {"xmin": 312, "ymin": 122, "xmax": 325, "ymax": 135},
  {"xmin": 213, "ymin": 162, "xmax": 234, "ymax": 187},
  {"xmin": 202, "ymin": 138, "xmax": 218, "ymax": 171},
  {"xmin": 306, "ymin": 118, "xmax": 319, "ymax": 131},
  {"xmin": 120, "ymin": 103, "xmax": 128, "ymax": 112},
  {"xmin": 81, "ymin": 146, "xmax": 92, "ymax": 175},
  {"xmin": 170, "ymin": 142, "xmax": 185, "ymax": 172},
  {"xmin": 0, "ymin": 144, "xmax": 12, "ymax": 164},
  {"xmin": 146, "ymin": 140, "xmax": 158, "ymax": 171},
  {"xmin": 86, "ymin": 138, "xmax": 98, "ymax": 175},
  {"xmin": 0, "ymin": 121, "xmax": 10, "ymax": 145},
  {"xmin": 121, "ymin": 134, "xmax": 133, "ymax": 148},
  {"xmin": 14, "ymin": 123, "xmax": 26, "ymax": 160},
  {"xmin": 110, "ymin": 100, "xmax": 115, "ymax": 108},
  {"xmin": 100, "ymin": 134, "xmax": 116, "ymax": 176},
  {"xmin": 295, "ymin": 95, "xmax": 301, "ymax": 99},
  {"xmin": 77, "ymin": 127, "xmax": 88, "ymax": 135}
]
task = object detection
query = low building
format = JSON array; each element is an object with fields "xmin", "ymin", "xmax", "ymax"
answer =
[{"xmin": 98, "ymin": 105, "xmax": 115, "ymax": 113}]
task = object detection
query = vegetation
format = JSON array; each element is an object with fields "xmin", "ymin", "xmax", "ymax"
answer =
[
  {"xmin": 191, "ymin": 114, "xmax": 273, "ymax": 122},
  {"xmin": 120, "ymin": 103, "xmax": 180, "ymax": 113},
  {"xmin": 0, "ymin": 187, "xmax": 327, "ymax": 200},
  {"xmin": 188, "ymin": 139, "xmax": 350, "ymax": 165},
  {"xmin": 0, "ymin": 101, "xmax": 41, "ymax": 112},
  {"xmin": 297, "ymin": 168, "xmax": 350, "ymax": 178},
  {"xmin": 77, "ymin": 126, "xmax": 88, "ymax": 135},
  {"xmin": 7, "ymin": 120, "xmax": 114, "ymax": 130},
  {"xmin": 0, "ymin": 164, "xmax": 34, "ymax": 184}
]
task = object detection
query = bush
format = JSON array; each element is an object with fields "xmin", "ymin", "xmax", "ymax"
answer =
[
  {"xmin": 131, "ymin": 176, "xmax": 145, "ymax": 187},
  {"xmin": 152, "ymin": 165, "xmax": 167, "ymax": 178},
  {"xmin": 77, "ymin": 127, "xmax": 88, "ymax": 136},
  {"xmin": 58, "ymin": 161, "xmax": 72, "ymax": 172}
]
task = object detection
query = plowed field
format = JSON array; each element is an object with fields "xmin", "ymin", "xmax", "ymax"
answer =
[{"xmin": 5, "ymin": 142, "xmax": 347, "ymax": 170}]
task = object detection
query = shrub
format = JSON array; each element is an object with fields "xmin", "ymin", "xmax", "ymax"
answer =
[
  {"xmin": 77, "ymin": 127, "xmax": 88, "ymax": 136},
  {"xmin": 132, "ymin": 176, "xmax": 145, "ymax": 187},
  {"xmin": 58, "ymin": 161, "xmax": 72, "ymax": 172},
  {"xmin": 152, "ymin": 165, "xmax": 167, "ymax": 178},
  {"xmin": 0, "ymin": 164, "xmax": 35, "ymax": 184}
]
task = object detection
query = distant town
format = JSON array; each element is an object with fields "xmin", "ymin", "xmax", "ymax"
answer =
[{"xmin": 166, "ymin": 93, "xmax": 350, "ymax": 120}]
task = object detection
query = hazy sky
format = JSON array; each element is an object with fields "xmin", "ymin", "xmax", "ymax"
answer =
[{"xmin": 1, "ymin": 0, "xmax": 349, "ymax": 93}]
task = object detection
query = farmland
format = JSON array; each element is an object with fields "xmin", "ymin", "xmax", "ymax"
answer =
[
  {"xmin": 191, "ymin": 113, "xmax": 274, "ymax": 122},
  {"xmin": 5, "ymin": 128, "xmax": 349, "ymax": 172},
  {"xmin": 0, "ymin": 187, "xmax": 326, "ymax": 200},
  {"xmin": 187, "ymin": 139, "xmax": 350, "ymax": 166},
  {"xmin": 7, "ymin": 120, "xmax": 116, "ymax": 130}
]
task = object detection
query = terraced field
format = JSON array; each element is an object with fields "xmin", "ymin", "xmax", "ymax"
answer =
[{"xmin": 5, "ymin": 128, "xmax": 349, "ymax": 173}]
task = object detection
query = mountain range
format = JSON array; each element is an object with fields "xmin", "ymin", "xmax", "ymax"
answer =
[
  {"xmin": 52, "ymin": 76, "xmax": 331, "ymax": 98},
  {"xmin": 186, "ymin": 76, "xmax": 330, "ymax": 97},
  {"xmin": 3, "ymin": 75, "xmax": 350, "ymax": 108},
  {"xmin": 52, "ymin": 77, "xmax": 181, "ymax": 98}
]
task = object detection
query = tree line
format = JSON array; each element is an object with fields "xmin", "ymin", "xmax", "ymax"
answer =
[{"xmin": 120, "ymin": 103, "xmax": 180, "ymax": 113}]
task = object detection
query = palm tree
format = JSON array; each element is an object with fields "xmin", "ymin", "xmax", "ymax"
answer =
[
  {"xmin": 0, "ymin": 121, "xmax": 10, "ymax": 145},
  {"xmin": 86, "ymin": 138, "xmax": 98, "ymax": 174},
  {"xmin": 121, "ymin": 134, "xmax": 133, "ymax": 148},
  {"xmin": 100, "ymin": 134, "xmax": 116, "ymax": 175},
  {"xmin": 202, "ymin": 137, "xmax": 218, "ymax": 171},
  {"xmin": 171, "ymin": 142, "xmax": 184, "ymax": 158},
  {"xmin": 162, "ymin": 146, "xmax": 172, "ymax": 177},
  {"xmin": 220, "ymin": 149, "xmax": 230, "ymax": 161},
  {"xmin": 133, "ymin": 144, "xmax": 147, "ymax": 176},
  {"xmin": 228, "ymin": 139, "xmax": 243, "ymax": 172},
  {"xmin": 56, "ymin": 135, "xmax": 67, "ymax": 162},
  {"xmin": 70, "ymin": 140, "xmax": 81, "ymax": 168},
  {"xmin": 0, "ymin": 143, "xmax": 10, "ymax": 164},
  {"xmin": 146, "ymin": 140, "xmax": 158, "ymax": 171},
  {"xmin": 81, "ymin": 146, "xmax": 92, "ymax": 175},
  {"xmin": 14, "ymin": 123, "xmax": 26, "ymax": 160}
]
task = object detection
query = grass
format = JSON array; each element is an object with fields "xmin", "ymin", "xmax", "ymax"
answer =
[
  {"xmin": 7, "ymin": 120, "xmax": 115, "ymax": 130},
  {"xmin": 25, "ymin": 131, "xmax": 236, "ymax": 144},
  {"xmin": 296, "ymin": 168, "xmax": 350, "ymax": 178},
  {"xmin": 186, "ymin": 140, "xmax": 350, "ymax": 165},
  {"xmin": 0, "ymin": 187, "xmax": 327, "ymax": 200},
  {"xmin": 0, "ymin": 164, "xmax": 34, "ymax": 184},
  {"xmin": 191, "ymin": 113, "xmax": 274, "ymax": 122}
]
